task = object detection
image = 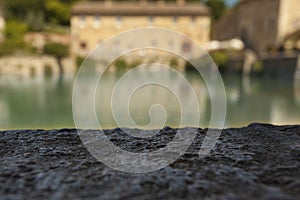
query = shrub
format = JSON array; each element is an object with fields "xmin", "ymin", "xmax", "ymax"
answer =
[
  {"xmin": 115, "ymin": 59, "xmax": 128, "ymax": 71},
  {"xmin": 43, "ymin": 42, "xmax": 69, "ymax": 75},
  {"xmin": 0, "ymin": 20, "xmax": 28, "ymax": 56},
  {"xmin": 5, "ymin": 20, "xmax": 28, "ymax": 42},
  {"xmin": 76, "ymin": 56, "xmax": 85, "ymax": 68},
  {"xmin": 253, "ymin": 61, "xmax": 264, "ymax": 73},
  {"xmin": 43, "ymin": 42, "xmax": 69, "ymax": 58},
  {"xmin": 130, "ymin": 60, "xmax": 142, "ymax": 68},
  {"xmin": 211, "ymin": 51, "xmax": 229, "ymax": 69},
  {"xmin": 170, "ymin": 57, "xmax": 179, "ymax": 68}
]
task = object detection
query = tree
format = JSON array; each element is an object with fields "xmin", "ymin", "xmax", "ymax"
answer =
[
  {"xmin": 4, "ymin": 0, "xmax": 45, "ymax": 30},
  {"xmin": 45, "ymin": 0, "xmax": 71, "ymax": 26},
  {"xmin": 205, "ymin": 0, "xmax": 226, "ymax": 21},
  {"xmin": 0, "ymin": 20, "xmax": 28, "ymax": 56},
  {"xmin": 43, "ymin": 43, "xmax": 69, "ymax": 75}
]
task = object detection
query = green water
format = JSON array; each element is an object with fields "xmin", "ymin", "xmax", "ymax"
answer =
[{"xmin": 0, "ymin": 73, "xmax": 299, "ymax": 130}]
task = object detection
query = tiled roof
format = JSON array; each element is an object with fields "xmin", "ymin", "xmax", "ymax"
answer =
[{"xmin": 72, "ymin": 1, "xmax": 210, "ymax": 16}]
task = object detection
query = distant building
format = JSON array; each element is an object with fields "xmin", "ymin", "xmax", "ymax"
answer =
[
  {"xmin": 213, "ymin": 0, "xmax": 300, "ymax": 54},
  {"xmin": 71, "ymin": 0, "xmax": 211, "ymax": 56}
]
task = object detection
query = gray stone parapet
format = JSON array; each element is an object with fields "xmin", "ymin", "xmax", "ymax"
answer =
[{"xmin": 1, "ymin": 124, "xmax": 299, "ymax": 199}]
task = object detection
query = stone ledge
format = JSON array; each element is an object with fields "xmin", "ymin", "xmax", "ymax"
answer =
[{"xmin": 1, "ymin": 124, "xmax": 300, "ymax": 199}]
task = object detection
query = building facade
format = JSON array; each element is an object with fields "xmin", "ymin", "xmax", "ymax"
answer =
[
  {"xmin": 213, "ymin": 0, "xmax": 300, "ymax": 54},
  {"xmin": 71, "ymin": 0, "xmax": 211, "ymax": 57}
]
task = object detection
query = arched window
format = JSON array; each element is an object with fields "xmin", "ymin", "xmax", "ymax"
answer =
[
  {"xmin": 182, "ymin": 41, "xmax": 191, "ymax": 53},
  {"xmin": 94, "ymin": 16, "xmax": 101, "ymax": 29},
  {"xmin": 173, "ymin": 16, "xmax": 178, "ymax": 27},
  {"xmin": 80, "ymin": 41, "xmax": 87, "ymax": 50},
  {"xmin": 116, "ymin": 16, "xmax": 123, "ymax": 29},
  {"xmin": 79, "ymin": 16, "xmax": 86, "ymax": 29},
  {"xmin": 148, "ymin": 16, "xmax": 154, "ymax": 26}
]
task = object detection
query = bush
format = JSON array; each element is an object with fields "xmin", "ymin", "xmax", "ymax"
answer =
[
  {"xmin": 253, "ymin": 61, "xmax": 264, "ymax": 73},
  {"xmin": 0, "ymin": 41, "xmax": 16, "ymax": 56},
  {"xmin": 130, "ymin": 60, "xmax": 141, "ymax": 68},
  {"xmin": 0, "ymin": 20, "xmax": 28, "ymax": 56},
  {"xmin": 5, "ymin": 20, "xmax": 28, "ymax": 41},
  {"xmin": 43, "ymin": 42, "xmax": 69, "ymax": 74},
  {"xmin": 76, "ymin": 56, "xmax": 85, "ymax": 68},
  {"xmin": 43, "ymin": 42, "xmax": 69, "ymax": 58},
  {"xmin": 170, "ymin": 57, "xmax": 179, "ymax": 68},
  {"xmin": 45, "ymin": 0, "xmax": 70, "ymax": 26},
  {"xmin": 211, "ymin": 51, "xmax": 229, "ymax": 70},
  {"xmin": 115, "ymin": 59, "xmax": 128, "ymax": 71}
]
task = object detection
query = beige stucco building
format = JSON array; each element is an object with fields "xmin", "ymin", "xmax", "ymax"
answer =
[
  {"xmin": 213, "ymin": 0, "xmax": 300, "ymax": 54},
  {"xmin": 71, "ymin": 0, "xmax": 211, "ymax": 57}
]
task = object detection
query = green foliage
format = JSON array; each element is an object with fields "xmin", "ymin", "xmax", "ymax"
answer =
[
  {"xmin": 211, "ymin": 51, "xmax": 229, "ymax": 69},
  {"xmin": 4, "ymin": 0, "xmax": 45, "ymax": 30},
  {"xmin": 114, "ymin": 59, "xmax": 142, "ymax": 71},
  {"xmin": 43, "ymin": 42, "xmax": 69, "ymax": 58},
  {"xmin": 4, "ymin": 0, "xmax": 44, "ymax": 19},
  {"xmin": 75, "ymin": 56, "xmax": 99, "ymax": 72},
  {"xmin": 170, "ymin": 57, "xmax": 179, "ymax": 68},
  {"xmin": 0, "ymin": 41, "xmax": 15, "ymax": 56},
  {"xmin": 76, "ymin": 56, "xmax": 98, "ymax": 72},
  {"xmin": 45, "ymin": 0, "xmax": 71, "ymax": 26},
  {"xmin": 205, "ymin": 0, "xmax": 226, "ymax": 21},
  {"xmin": 4, "ymin": 0, "xmax": 73, "ymax": 28},
  {"xmin": 115, "ymin": 59, "xmax": 127, "ymax": 71},
  {"xmin": 76, "ymin": 56, "xmax": 85, "ymax": 68},
  {"xmin": 253, "ymin": 61, "xmax": 264, "ymax": 73},
  {"xmin": 26, "ymin": 11, "xmax": 45, "ymax": 31},
  {"xmin": 130, "ymin": 60, "xmax": 142, "ymax": 68},
  {"xmin": 5, "ymin": 20, "xmax": 28, "ymax": 43},
  {"xmin": 0, "ymin": 20, "xmax": 29, "ymax": 56}
]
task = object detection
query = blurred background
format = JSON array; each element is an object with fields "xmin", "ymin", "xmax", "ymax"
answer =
[{"xmin": 0, "ymin": 0, "xmax": 299, "ymax": 130}]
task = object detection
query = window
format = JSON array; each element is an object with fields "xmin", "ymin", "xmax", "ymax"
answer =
[
  {"xmin": 79, "ymin": 16, "xmax": 86, "ymax": 29},
  {"xmin": 169, "ymin": 40, "xmax": 174, "ymax": 49},
  {"xmin": 116, "ymin": 16, "xmax": 123, "ymax": 29},
  {"xmin": 182, "ymin": 42, "xmax": 191, "ymax": 53},
  {"xmin": 94, "ymin": 16, "xmax": 101, "ymax": 28},
  {"xmin": 148, "ymin": 16, "xmax": 154, "ymax": 26},
  {"xmin": 190, "ymin": 17, "xmax": 196, "ymax": 28},
  {"xmin": 80, "ymin": 41, "xmax": 87, "ymax": 50},
  {"xmin": 173, "ymin": 16, "xmax": 177, "ymax": 27}
]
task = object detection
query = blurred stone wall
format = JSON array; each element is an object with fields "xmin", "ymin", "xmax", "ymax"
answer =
[{"xmin": 0, "ymin": 56, "xmax": 75, "ymax": 76}]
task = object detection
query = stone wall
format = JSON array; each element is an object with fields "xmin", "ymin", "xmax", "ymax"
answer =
[
  {"xmin": 260, "ymin": 54, "xmax": 299, "ymax": 79},
  {"xmin": 213, "ymin": 0, "xmax": 300, "ymax": 54},
  {"xmin": 0, "ymin": 56, "xmax": 76, "ymax": 76},
  {"xmin": 1, "ymin": 124, "xmax": 299, "ymax": 199}
]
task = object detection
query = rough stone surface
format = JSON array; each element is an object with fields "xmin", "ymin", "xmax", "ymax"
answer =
[{"xmin": 0, "ymin": 124, "xmax": 300, "ymax": 200}]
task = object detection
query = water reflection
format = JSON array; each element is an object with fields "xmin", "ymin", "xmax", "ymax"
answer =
[
  {"xmin": 0, "ymin": 75, "xmax": 74, "ymax": 129},
  {"xmin": 94, "ymin": 67, "xmax": 204, "ymax": 129},
  {"xmin": 0, "ymin": 72, "xmax": 299, "ymax": 130},
  {"xmin": 226, "ymin": 75, "xmax": 300, "ymax": 126}
]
